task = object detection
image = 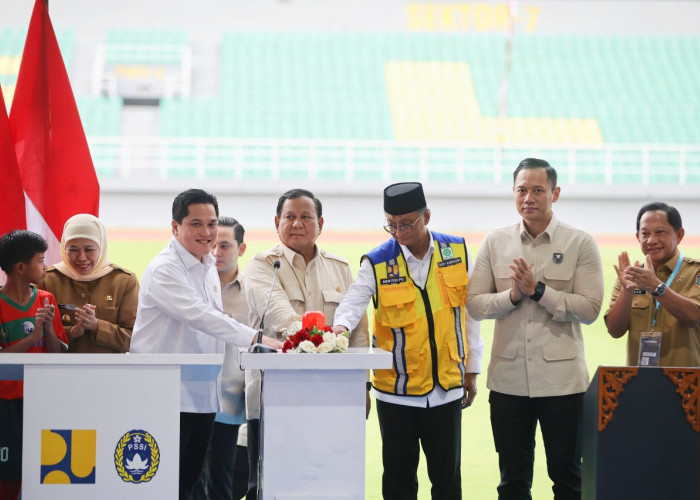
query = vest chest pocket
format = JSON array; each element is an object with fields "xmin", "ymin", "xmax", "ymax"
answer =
[
  {"xmin": 439, "ymin": 264, "xmax": 468, "ymax": 307},
  {"xmin": 378, "ymin": 283, "xmax": 416, "ymax": 327}
]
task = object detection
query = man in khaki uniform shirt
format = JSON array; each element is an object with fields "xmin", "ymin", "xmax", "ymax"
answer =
[
  {"xmin": 243, "ymin": 188, "xmax": 368, "ymax": 500},
  {"xmin": 605, "ymin": 201, "xmax": 700, "ymax": 367}
]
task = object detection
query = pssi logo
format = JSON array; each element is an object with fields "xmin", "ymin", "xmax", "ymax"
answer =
[
  {"xmin": 40, "ymin": 429, "xmax": 96, "ymax": 484},
  {"xmin": 114, "ymin": 429, "xmax": 160, "ymax": 483}
]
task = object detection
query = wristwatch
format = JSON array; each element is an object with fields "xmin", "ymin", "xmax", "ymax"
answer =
[
  {"xmin": 529, "ymin": 281, "xmax": 546, "ymax": 302},
  {"xmin": 651, "ymin": 283, "xmax": 667, "ymax": 297}
]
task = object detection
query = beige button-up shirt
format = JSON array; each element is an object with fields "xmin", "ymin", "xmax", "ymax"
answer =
[
  {"xmin": 244, "ymin": 243, "xmax": 369, "ymax": 418},
  {"xmin": 467, "ymin": 216, "xmax": 604, "ymax": 397},
  {"xmin": 217, "ymin": 275, "xmax": 249, "ymax": 423}
]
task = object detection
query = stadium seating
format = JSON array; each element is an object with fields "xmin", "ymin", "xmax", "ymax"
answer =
[{"xmin": 2, "ymin": 28, "xmax": 699, "ymax": 183}]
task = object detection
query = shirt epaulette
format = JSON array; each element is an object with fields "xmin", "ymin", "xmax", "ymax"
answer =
[{"xmin": 319, "ymin": 249, "xmax": 349, "ymax": 265}]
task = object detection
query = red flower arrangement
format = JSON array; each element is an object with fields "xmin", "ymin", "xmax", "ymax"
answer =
[{"xmin": 282, "ymin": 311, "xmax": 350, "ymax": 353}]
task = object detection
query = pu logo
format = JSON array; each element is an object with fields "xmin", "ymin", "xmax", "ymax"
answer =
[
  {"xmin": 387, "ymin": 264, "xmax": 399, "ymax": 278},
  {"xmin": 40, "ymin": 429, "xmax": 96, "ymax": 484}
]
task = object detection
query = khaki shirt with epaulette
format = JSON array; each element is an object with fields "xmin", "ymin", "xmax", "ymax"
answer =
[{"xmin": 606, "ymin": 250, "xmax": 700, "ymax": 367}]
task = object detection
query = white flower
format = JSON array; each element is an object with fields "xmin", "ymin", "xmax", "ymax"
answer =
[
  {"xmin": 316, "ymin": 342, "xmax": 334, "ymax": 353},
  {"xmin": 335, "ymin": 335, "xmax": 349, "ymax": 352},
  {"xmin": 322, "ymin": 331, "xmax": 336, "ymax": 345},
  {"xmin": 298, "ymin": 340, "xmax": 318, "ymax": 353}
]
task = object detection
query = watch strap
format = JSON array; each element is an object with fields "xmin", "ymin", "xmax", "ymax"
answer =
[
  {"xmin": 530, "ymin": 281, "xmax": 545, "ymax": 302},
  {"xmin": 651, "ymin": 283, "xmax": 667, "ymax": 297}
]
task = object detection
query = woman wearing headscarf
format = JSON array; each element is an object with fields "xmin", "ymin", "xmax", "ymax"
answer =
[{"xmin": 42, "ymin": 214, "xmax": 139, "ymax": 353}]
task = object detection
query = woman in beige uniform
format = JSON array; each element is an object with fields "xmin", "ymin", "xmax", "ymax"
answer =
[{"xmin": 42, "ymin": 214, "xmax": 138, "ymax": 353}]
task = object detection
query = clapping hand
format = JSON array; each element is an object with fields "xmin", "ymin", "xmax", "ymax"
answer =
[{"xmin": 620, "ymin": 255, "xmax": 661, "ymax": 292}]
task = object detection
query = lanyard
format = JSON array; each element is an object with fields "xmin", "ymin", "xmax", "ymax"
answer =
[{"xmin": 651, "ymin": 251, "xmax": 683, "ymax": 328}]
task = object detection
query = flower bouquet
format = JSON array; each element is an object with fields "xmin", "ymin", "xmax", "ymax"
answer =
[{"xmin": 282, "ymin": 311, "xmax": 350, "ymax": 354}]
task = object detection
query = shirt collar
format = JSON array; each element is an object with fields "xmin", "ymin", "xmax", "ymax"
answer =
[
  {"xmin": 659, "ymin": 249, "xmax": 682, "ymax": 274},
  {"xmin": 280, "ymin": 243, "xmax": 318, "ymax": 267},
  {"xmin": 223, "ymin": 273, "xmax": 243, "ymax": 290},
  {"xmin": 171, "ymin": 237, "xmax": 216, "ymax": 270},
  {"xmin": 400, "ymin": 231, "xmax": 435, "ymax": 262},
  {"xmin": 520, "ymin": 214, "xmax": 559, "ymax": 242}
]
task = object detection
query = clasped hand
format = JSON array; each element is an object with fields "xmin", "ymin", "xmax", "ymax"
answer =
[{"xmin": 509, "ymin": 257, "xmax": 536, "ymax": 302}]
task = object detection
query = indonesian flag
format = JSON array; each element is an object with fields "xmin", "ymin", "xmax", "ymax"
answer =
[
  {"xmin": 0, "ymin": 84, "xmax": 26, "ymax": 238},
  {"xmin": 0, "ymin": 83, "xmax": 27, "ymax": 285},
  {"xmin": 10, "ymin": 0, "xmax": 100, "ymax": 267}
]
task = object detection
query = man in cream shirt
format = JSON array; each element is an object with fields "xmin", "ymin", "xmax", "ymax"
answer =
[
  {"xmin": 467, "ymin": 159, "xmax": 604, "ymax": 499},
  {"xmin": 243, "ymin": 188, "xmax": 368, "ymax": 499}
]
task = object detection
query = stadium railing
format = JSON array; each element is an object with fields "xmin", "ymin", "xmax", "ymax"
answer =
[{"xmin": 87, "ymin": 136, "xmax": 700, "ymax": 186}]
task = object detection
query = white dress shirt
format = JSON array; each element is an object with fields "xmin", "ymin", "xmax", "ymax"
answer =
[
  {"xmin": 130, "ymin": 238, "xmax": 257, "ymax": 413},
  {"xmin": 333, "ymin": 232, "xmax": 484, "ymax": 408}
]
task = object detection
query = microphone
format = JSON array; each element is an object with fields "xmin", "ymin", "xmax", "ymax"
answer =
[{"xmin": 248, "ymin": 259, "xmax": 281, "ymax": 353}]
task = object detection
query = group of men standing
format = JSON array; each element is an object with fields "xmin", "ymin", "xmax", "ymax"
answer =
[{"xmin": 128, "ymin": 157, "xmax": 700, "ymax": 500}]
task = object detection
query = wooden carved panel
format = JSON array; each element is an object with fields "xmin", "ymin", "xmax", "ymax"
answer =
[
  {"xmin": 598, "ymin": 367, "xmax": 638, "ymax": 431},
  {"xmin": 663, "ymin": 369, "xmax": 700, "ymax": 432}
]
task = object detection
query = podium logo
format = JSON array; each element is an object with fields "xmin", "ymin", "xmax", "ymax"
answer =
[
  {"xmin": 114, "ymin": 430, "xmax": 160, "ymax": 483},
  {"xmin": 40, "ymin": 429, "xmax": 96, "ymax": 484}
]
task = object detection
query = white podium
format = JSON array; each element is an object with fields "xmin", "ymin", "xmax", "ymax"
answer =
[
  {"xmin": 0, "ymin": 353, "xmax": 222, "ymax": 499},
  {"xmin": 241, "ymin": 347, "xmax": 392, "ymax": 500}
]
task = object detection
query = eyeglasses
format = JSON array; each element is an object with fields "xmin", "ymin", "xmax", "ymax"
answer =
[{"xmin": 383, "ymin": 215, "xmax": 421, "ymax": 234}]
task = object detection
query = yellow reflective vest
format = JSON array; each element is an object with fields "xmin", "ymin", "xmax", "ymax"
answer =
[{"xmin": 364, "ymin": 232, "xmax": 469, "ymax": 396}]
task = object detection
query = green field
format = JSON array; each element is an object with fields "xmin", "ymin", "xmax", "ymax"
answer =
[{"xmin": 108, "ymin": 231, "xmax": 700, "ymax": 499}]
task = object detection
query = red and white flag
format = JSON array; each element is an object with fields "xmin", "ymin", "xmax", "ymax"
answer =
[
  {"xmin": 10, "ymin": 0, "xmax": 100, "ymax": 267},
  {"xmin": 0, "ymin": 83, "xmax": 27, "ymax": 285},
  {"xmin": 0, "ymin": 83, "xmax": 26, "ymax": 238}
]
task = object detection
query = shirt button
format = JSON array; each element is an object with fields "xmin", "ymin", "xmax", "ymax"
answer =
[{"xmin": 81, "ymin": 293, "xmax": 86, "ymax": 298}]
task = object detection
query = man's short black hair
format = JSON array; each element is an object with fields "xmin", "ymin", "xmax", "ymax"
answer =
[
  {"xmin": 172, "ymin": 189, "xmax": 219, "ymax": 224},
  {"xmin": 636, "ymin": 201, "xmax": 683, "ymax": 233},
  {"xmin": 276, "ymin": 189, "xmax": 322, "ymax": 219},
  {"xmin": 513, "ymin": 158, "xmax": 558, "ymax": 190},
  {"xmin": 219, "ymin": 216, "xmax": 245, "ymax": 245},
  {"xmin": 0, "ymin": 230, "xmax": 48, "ymax": 273}
]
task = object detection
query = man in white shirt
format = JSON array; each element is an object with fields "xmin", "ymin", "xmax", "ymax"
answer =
[
  {"xmin": 130, "ymin": 189, "xmax": 281, "ymax": 500},
  {"xmin": 333, "ymin": 182, "xmax": 483, "ymax": 500}
]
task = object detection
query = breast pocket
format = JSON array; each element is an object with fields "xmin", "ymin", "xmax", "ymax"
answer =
[
  {"xmin": 379, "ymin": 284, "xmax": 416, "ymax": 328},
  {"xmin": 97, "ymin": 307, "xmax": 118, "ymax": 323},
  {"xmin": 284, "ymin": 284, "xmax": 306, "ymax": 311},
  {"xmin": 495, "ymin": 266, "xmax": 512, "ymax": 292},
  {"xmin": 631, "ymin": 295, "xmax": 652, "ymax": 310},
  {"xmin": 322, "ymin": 289, "xmax": 344, "ymax": 323},
  {"xmin": 439, "ymin": 264, "xmax": 468, "ymax": 307},
  {"xmin": 543, "ymin": 264, "xmax": 574, "ymax": 292}
]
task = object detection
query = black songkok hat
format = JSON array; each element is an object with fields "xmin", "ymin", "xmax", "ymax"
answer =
[{"xmin": 383, "ymin": 182, "xmax": 427, "ymax": 215}]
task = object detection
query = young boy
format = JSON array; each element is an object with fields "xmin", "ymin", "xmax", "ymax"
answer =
[{"xmin": 0, "ymin": 230, "xmax": 68, "ymax": 499}]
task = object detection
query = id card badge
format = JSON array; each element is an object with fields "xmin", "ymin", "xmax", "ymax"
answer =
[{"xmin": 638, "ymin": 331, "xmax": 662, "ymax": 366}]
